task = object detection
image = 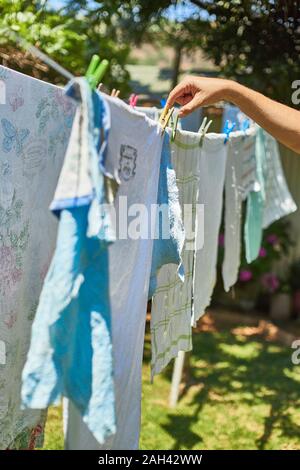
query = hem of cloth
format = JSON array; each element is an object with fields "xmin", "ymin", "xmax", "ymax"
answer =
[
  {"xmin": 50, "ymin": 194, "xmax": 93, "ymax": 214},
  {"xmin": 192, "ymin": 297, "xmax": 213, "ymax": 325},
  {"xmin": 151, "ymin": 339, "xmax": 192, "ymax": 380},
  {"xmin": 262, "ymin": 204, "xmax": 297, "ymax": 230}
]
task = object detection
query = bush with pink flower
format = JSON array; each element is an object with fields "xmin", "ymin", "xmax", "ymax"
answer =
[{"xmin": 216, "ymin": 219, "xmax": 294, "ymax": 307}]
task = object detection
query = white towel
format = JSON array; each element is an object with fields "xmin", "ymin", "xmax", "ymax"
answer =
[
  {"xmin": 193, "ymin": 133, "xmax": 227, "ymax": 322},
  {"xmin": 150, "ymin": 130, "xmax": 200, "ymax": 378},
  {"xmin": 222, "ymin": 129, "xmax": 257, "ymax": 292},
  {"xmin": 262, "ymin": 132, "xmax": 297, "ymax": 228}
]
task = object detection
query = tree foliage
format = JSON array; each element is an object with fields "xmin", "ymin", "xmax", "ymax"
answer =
[
  {"xmin": 195, "ymin": 0, "xmax": 300, "ymax": 106},
  {"xmin": 82, "ymin": 0, "xmax": 300, "ymax": 105},
  {"xmin": 0, "ymin": 0, "xmax": 131, "ymax": 93},
  {"xmin": 1, "ymin": 1, "xmax": 299, "ymax": 104}
]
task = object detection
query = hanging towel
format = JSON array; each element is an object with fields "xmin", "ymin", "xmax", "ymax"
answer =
[
  {"xmin": 244, "ymin": 127, "xmax": 266, "ymax": 263},
  {"xmin": 150, "ymin": 129, "xmax": 199, "ymax": 378},
  {"xmin": 64, "ymin": 94, "xmax": 164, "ymax": 450},
  {"xmin": 262, "ymin": 132, "xmax": 297, "ymax": 228},
  {"xmin": 222, "ymin": 128, "xmax": 256, "ymax": 292},
  {"xmin": 149, "ymin": 130, "xmax": 185, "ymax": 300},
  {"xmin": 21, "ymin": 78, "xmax": 117, "ymax": 445},
  {"xmin": 0, "ymin": 65, "xmax": 75, "ymax": 449},
  {"xmin": 193, "ymin": 133, "xmax": 227, "ymax": 322},
  {"xmin": 135, "ymin": 106, "xmax": 160, "ymax": 121},
  {"xmin": 222, "ymin": 106, "xmax": 296, "ymax": 228}
]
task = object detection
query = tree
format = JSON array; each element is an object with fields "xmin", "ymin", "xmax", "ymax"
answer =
[
  {"xmin": 195, "ymin": 0, "xmax": 300, "ymax": 106},
  {"xmin": 2, "ymin": 1, "xmax": 299, "ymax": 104},
  {"xmin": 84, "ymin": 0, "xmax": 300, "ymax": 106},
  {"xmin": 147, "ymin": 17, "xmax": 205, "ymax": 88},
  {"xmin": 0, "ymin": 0, "xmax": 131, "ymax": 93}
]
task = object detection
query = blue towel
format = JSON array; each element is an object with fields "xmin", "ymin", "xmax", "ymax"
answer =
[
  {"xmin": 21, "ymin": 78, "xmax": 116, "ymax": 444},
  {"xmin": 148, "ymin": 131, "xmax": 185, "ymax": 299}
]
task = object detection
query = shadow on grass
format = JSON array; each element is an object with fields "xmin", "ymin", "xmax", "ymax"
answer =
[{"xmin": 144, "ymin": 326, "xmax": 300, "ymax": 450}]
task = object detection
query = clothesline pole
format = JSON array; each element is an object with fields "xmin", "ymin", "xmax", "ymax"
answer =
[
  {"xmin": 11, "ymin": 31, "xmax": 74, "ymax": 81},
  {"xmin": 169, "ymin": 350, "xmax": 186, "ymax": 408}
]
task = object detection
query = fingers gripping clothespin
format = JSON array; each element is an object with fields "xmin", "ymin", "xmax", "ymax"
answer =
[
  {"xmin": 159, "ymin": 105, "xmax": 174, "ymax": 133},
  {"xmin": 198, "ymin": 116, "xmax": 212, "ymax": 147},
  {"xmin": 223, "ymin": 120, "xmax": 236, "ymax": 144}
]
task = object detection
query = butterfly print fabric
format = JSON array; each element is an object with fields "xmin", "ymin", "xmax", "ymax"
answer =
[{"xmin": 0, "ymin": 65, "xmax": 75, "ymax": 449}]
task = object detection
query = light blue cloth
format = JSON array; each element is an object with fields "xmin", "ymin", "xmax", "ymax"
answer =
[
  {"xmin": 222, "ymin": 103, "xmax": 251, "ymax": 130},
  {"xmin": 21, "ymin": 79, "xmax": 116, "ymax": 444},
  {"xmin": 149, "ymin": 132, "xmax": 184, "ymax": 299},
  {"xmin": 244, "ymin": 127, "xmax": 266, "ymax": 263}
]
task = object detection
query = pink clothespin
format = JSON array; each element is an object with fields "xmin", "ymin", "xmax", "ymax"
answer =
[{"xmin": 129, "ymin": 94, "xmax": 138, "ymax": 107}]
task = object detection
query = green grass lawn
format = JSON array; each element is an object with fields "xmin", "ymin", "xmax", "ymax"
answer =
[{"xmin": 44, "ymin": 323, "xmax": 300, "ymax": 450}]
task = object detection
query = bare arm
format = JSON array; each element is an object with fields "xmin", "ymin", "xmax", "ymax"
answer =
[{"xmin": 166, "ymin": 76, "xmax": 300, "ymax": 154}]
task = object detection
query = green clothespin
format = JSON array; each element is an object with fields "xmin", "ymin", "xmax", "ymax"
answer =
[
  {"xmin": 85, "ymin": 54, "xmax": 109, "ymax": 90},
  {"xmin": 171, "ymin": 113, "xmax": 179, "ymax": 142}
]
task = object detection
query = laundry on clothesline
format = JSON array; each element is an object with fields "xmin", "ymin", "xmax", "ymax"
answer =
[
  {"xmin": 150, "ymin": 128, "xmax": 200, "ymax": 377},
  {"xmin": 0, "ymin": 64, "xmax": 76, "ymax": 449},
  {"xmin": 222, "ymin": 129, "xmax": 257, "ymax": 292},
  {"xmin": 64, "ymin": 113, "xmax": 185, "ymax": 450},
  {"xmin": 146, "ymin": 108, "xmax": 295, "ymax": 373},
  {"xmin": 0, "ymin": 64, "xmax": 297, "ymax": 451},
  {"xmin": 222, "ymin": 104, "xmax": 296, "ymax": 275},
  {"xmin": 21, "ymin": 77, "xmax": 117, "ymax": 445}
]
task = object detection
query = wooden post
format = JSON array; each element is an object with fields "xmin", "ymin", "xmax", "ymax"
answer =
[{"xmin": 169, "ymin": 350, "xmax": 185, "ymax": 408}]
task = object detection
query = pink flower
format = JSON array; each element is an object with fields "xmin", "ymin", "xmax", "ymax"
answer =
[
  {"xmin": 259, "ymin": 247, "xmax": 267, "ymax": 257},
  {"xmin": 28, "ymin": 424, "xmax": 43, "ymax": 450},
  {"xmin": 218, "ymin": 233, "xmax": 225, "ymax": 247},
  {"xmin": 261, "ymin": 272, "xmax": 280, "ymax": 293},
  {"xmin": 266, "ymin": 234, "xmax": 278, "ymax": 245},
  {"xmin": 239, "ymin": 270, "xmax": 253, "ymax": 282}
]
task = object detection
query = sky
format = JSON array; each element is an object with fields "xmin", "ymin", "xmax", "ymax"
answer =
[{"xmin": 49, "ymin": 0, "xmax": 204, "ymax": 21}]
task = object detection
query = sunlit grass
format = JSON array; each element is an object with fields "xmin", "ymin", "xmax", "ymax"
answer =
[{"xmin": 44, "ymin": 325, "xmax": 300, "ymax": 450}]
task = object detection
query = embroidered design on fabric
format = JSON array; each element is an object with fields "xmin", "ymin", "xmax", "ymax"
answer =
[
  {"xmin": 3, "ymin": 311, "xmax": 17, "ymax": 329},
  {"xmin": 8, "ymin": 86, "xmax": 24, "ymax": 112},
  {"xmin": 35, "ymin": 88, "xmax": 74, "ymax": 159},
  {"xmin": 119, "ymin": 144, "xmax": 137, "ymax": 181},
  {"xmin": 1, "ymin": 118, "xmax": 30, "ymax": 155},
  {"xmin": 0, "ymin": 194, "xmax": 29, "ymax": 296},
  {"xmin": 21, "ymin": 137, "xmax": 47, "ymax": 180},
  {"xmin": 0, "ymin": 161, "xmax": 14, "ymax": 207}
]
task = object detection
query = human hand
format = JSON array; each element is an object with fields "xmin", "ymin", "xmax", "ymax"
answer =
[{"xmin": 166, "ymin": 76, "xmax": 234, "ymax": 117}]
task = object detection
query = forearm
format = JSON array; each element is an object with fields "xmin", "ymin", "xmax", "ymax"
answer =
[{"xmin": 225, "ymin": 81, "xmax": 300, "ymax": 154}]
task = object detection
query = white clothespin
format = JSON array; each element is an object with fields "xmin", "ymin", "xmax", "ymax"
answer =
[{"xmin": 198, "ymin": 116, "xmax": 212, "ymax": 147}]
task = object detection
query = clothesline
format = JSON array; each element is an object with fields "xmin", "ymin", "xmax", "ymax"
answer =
[{"xmin": 0, "ymin": 64, "xmax": 296, "ymax": 450}]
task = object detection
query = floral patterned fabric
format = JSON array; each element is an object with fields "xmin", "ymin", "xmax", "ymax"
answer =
[
  {"xmin": 0, "ymin": 65, "xmax": 75, "ymax": 449},
  {"xmin": 6, "ymin": 422, "xmax": 45, "ymax": 450}
]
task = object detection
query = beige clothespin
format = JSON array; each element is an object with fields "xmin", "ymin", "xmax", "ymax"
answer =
[
  {"xmin": 111, "ymin": 88, "xmax": 120, "ymax": 98},
  {"xmin": 159, "ymin": 105, "xmax": 174, "ymax": 132}
]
